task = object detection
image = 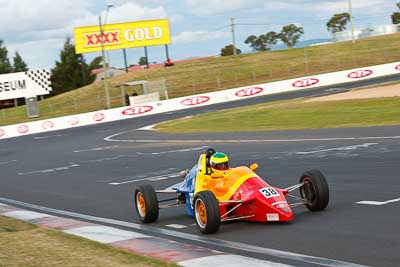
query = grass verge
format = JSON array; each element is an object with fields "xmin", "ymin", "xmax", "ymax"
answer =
[
  {"xmin": 1, "ymin": 33, "xmax": 400, "ymax": 126},
  {"xmin": 156, "ymin": 96, "xmax": 400, "ymax": 133},
  {"xmin": 0, "ymin": 216, "xmax": 178, "ymax": 267}
]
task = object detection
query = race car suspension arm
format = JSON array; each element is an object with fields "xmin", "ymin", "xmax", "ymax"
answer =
[
  {"xmin": 286, "ymin": 193, "xmax": 311, "ymax": 207},
  {"xmin": 158, "ymin": 197, "xmax": 186, "ymax": 209},
  {"xmin": 221, "ymin": 214, "xmax": 255, "ymax": 222},
  {"xmin": 220, "ymin": 202, "xmax": 243, "ymax": 219},
  {"xmin": 284, "ymin": 182, "xmax": 305, "ymax": 192},
  {"xmin": 159, "ymin": 203, "xmax": 185, "ymax": 209}
]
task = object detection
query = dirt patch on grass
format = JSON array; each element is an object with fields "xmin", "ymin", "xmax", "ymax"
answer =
[{"xmin": 308, "ymin": 83, "xmax": 400, "ymax": 102}]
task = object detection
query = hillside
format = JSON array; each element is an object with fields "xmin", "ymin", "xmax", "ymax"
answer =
[{"xmin": 1, "ymin": 33, "xmax": 400, "ymax": 126}]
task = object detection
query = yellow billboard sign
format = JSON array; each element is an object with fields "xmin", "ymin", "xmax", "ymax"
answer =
[{"xmin": 74, "ymin": 19, "xmax": 170, "ymax": 54}]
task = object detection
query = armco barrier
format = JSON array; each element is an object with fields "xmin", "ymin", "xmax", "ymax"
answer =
[{"xmin": 0, "ymin": 61, "xmax": 399, "ymax": 140}]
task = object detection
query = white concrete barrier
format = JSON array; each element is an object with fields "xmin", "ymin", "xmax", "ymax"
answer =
[{"xmin": 1, "ymin": 61, "xmax": 399, "ymax": 140}]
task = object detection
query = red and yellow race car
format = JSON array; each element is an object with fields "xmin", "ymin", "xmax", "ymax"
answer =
[{"xmin": 134, "ymin": 148, "xmax": 329, "ymax": 234}]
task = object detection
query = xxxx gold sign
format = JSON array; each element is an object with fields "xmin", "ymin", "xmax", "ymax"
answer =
[{"xmin": 74, "ymin": 19, "xmax": 170, "ymax": 54}]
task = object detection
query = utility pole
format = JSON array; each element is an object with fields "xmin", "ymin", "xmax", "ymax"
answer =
[
  {"xmin": 231, "ymin": 18, "xmax": 237, "ymax": 55},
  {"xmin": 348, "ymin": 0, "xmax": 355, "ymax": 43}
]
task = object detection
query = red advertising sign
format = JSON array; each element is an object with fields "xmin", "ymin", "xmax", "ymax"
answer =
[
  {"xmin": 122, "ymin": 106, "xmax": 154, "ymax": 116},
  {"xmin": 85, "ymin": 31, "xmax": 121, "ymax": 47},
  {"xmin": 396, "ymin": 64, "xmax": 400, "ymax": 71},
  {"xmin": 68, "ymin": 117, "xmax": 80, "ymax": 126},
  {"xmin": 17, "ymin": 125, "xmax": 29, "ymax": 134},
  {"xmin": 347, "ymin": 70, "xmax": 373, "ymax": 79},
  {"xmin": 0, "ymin": 129, "xmax": 4, "ymax": 137},
  {"xmin": 42, "ymin": 121, "xmax": 54, "ymax": 129},
  {"xmin": 93, "ymin": 112, "xmax": 105, "ymax": 122},
  {"xmin": 292, "ymin": 78, "xmax": 319, "ymax": 88},
  {"xmin": 235, "ymin": 87, "xmax": 264, "ymax": 97},
  {"xmin": 180, "ymin": 96, "xmax": 210, "ymax": 106}
]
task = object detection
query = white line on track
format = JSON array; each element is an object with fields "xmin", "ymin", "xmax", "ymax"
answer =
[
  {"xmin": 33, "ymin": 134, "xmax": 63, "ymax": 140},
  {"xmin": 136, "ymin": 146, "xmax": 210, "ymax": 155},
  {"xmin": 0, "ymin": 160, "xmax": 17, "ymax": 165},
  {"xmin": 356, "ymin": 198, "xmax": 400, "ymax": 206},
  {"xmin": 104, "ymin": 130, "xmax": 400, "ymax": 143},
  {"xmin": 295, "ymin": 143, "xmax": 378, "ymax": 155},
  {"xmin": 74, "ymin": 145, "xmax": 119, "ymax": 153},
  {"xmin": 0, "ymin": 197, "xmax": 369, "ymax": 267},
  {"xmin": 108, "ymin": 172, "xmax": 181, "ymax": 185},
  {"xmin": 84, "ymin": 155, "xmax": 126, "ymax": 163},
  {"xmin": 166, "ymin": 224, "xmax": 188, "ymax": 229},
  {"xmin": 17, "ymin": 163, "xmax": 81, "ymax": 176},
  {"xmin": 179, "ymin": 254, "xmax": 292, "ymax": 267}
]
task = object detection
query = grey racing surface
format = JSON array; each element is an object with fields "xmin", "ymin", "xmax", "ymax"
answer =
[{"xmin": 1, "ymin": 76, "xmax": 400, "ymax": 267}]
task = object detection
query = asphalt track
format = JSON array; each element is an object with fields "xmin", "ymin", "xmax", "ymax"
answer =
[{"xmin": 1, "ymin": 75, "xmax": 400, "ymax": 267}]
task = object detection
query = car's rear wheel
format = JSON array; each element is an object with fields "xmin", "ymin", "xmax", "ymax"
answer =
[
  {"xmin": 134, "ymin": 184, "xmax": 159, "ymax": 223},
  {"xmin": 194, "ymin": 191, "xmax": 221, "ymax": 234},
  {"xmin": 299, "ymin": 169, "xmax": 329, "ymax": 211}
]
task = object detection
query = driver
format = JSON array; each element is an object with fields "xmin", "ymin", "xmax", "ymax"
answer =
[{"xmin": 210, "ymin": 152, "xmax": 230, "ymax": 175}]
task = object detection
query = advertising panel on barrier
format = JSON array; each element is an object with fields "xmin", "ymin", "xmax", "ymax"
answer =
[
  {"xmin": 122, "ymin": 105, "xmax": 154, "ymax": 116},
  {"xmin": 347, "ymin": 70, "xmax": 373, "ymax": 79},
  {"xmin": 74, "ymin": 19, "xmax": 171, "ymax": 54},
  {"xmin": 0, "ymin": 70, "xmax": 52, "ymax": 101},
  {"xmin": 180, "ymin": 96, "xmax": 210, "ymax": 106},
  {"xmin": 235, "ymin": 87, "xmax": 264, "ymax": 97},
  {"xmin": 292, "ymin": 78, "xmax": 320, "ymax": 88}
]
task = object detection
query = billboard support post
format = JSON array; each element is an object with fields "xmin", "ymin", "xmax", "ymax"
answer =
[
  {"xmin": 99, "ymin": 15, "xmax": 111, "ymax": 109},
  {"xmin": 165, "ymin": 45, "xmax": 170, "ymax": 60},
  {"xmin": 144, "ymin": 46, "xmax": 149, "ymax": 68},
  {"xmin": 123, "ymin": 48, "xmax": 128, "ymax": 72}
]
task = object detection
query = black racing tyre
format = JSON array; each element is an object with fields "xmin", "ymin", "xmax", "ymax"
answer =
[
  {"xmin": 299, "ymin": 169, "xmax": 329, "ymax": 211},
  {"xmin": 134, "ymin": 184, "xmax": 159, "ymax": 223},
  {"xmin": 193, "ymin": 191, "xmax": 221, "ymax": 234}
]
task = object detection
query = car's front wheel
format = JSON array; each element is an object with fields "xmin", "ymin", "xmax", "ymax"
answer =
[
  {"xmin": 299, "ymin": 169, "xmax": 329, "ymax": 211},
  {"xmin": 194, "ymin": 191, "xmax": 221, "ymax": 234}
]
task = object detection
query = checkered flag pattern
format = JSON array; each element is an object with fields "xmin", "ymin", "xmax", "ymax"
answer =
[{"xmin": 25, "ymin": 69, "xmax": 52, "ymax": 92}]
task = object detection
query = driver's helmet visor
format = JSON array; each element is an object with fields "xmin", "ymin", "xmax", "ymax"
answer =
[{"xmin": 211, "ymin": 162, "xmax": 229, "ymax": 171}]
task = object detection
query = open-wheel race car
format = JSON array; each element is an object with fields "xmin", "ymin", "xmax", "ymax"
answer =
[{"xmin": 134, "ymin": 148, "xmax": 329, "ymax": 234}]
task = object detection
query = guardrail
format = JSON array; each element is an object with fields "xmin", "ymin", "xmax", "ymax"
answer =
[{"xmin": 1, "ymin": 61, "xmax": 399, "ymax": 140}]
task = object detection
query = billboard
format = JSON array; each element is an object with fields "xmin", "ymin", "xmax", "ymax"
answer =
[
  {"xmin": 0, "ymin": 70, "xmax": 52, "ymax": 101},
  {"xmin": 74, "ymin": 19, "xmax": 171, "ymax": 54}
]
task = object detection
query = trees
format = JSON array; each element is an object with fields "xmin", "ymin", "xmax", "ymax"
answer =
[
  {"xmin": 89, "ymin": 56, "xmax": 103, "ymax": 70},
  {"xmin": 279, "ymin": 24, "xmax": 304, "ymax": 48},
  {"xmin": 220, "ymin": 44, "xmax": 242, "ymax": 56},
  {"xmin": 244, "ymin": 32, "xmax": 278, "ymax": 52},
  {"xmin": 244, "ymin": 26, "xmax": 302, "ymax": 51},
  {"xmin": 13, "ymin": 52, "xmax": 28, "ymax": 72},
  {"xmin": 0, "ymin": 40, "xmax": 28, "ymax": 73},
  {"xmin": 327, "ymin": 13, "xmax": 351, "ymax": 33},
  {"xmin": 0, "ymin": 40, "xmax": 13, "ymax": 74},
  {"xmin": 51, "ymin": 38, "xmax": 94, "ymax": 95},
  {"xmin": 392, "ymin": 2, "xmax": 400, "ymax": 24},
  {"xmin": 138, "ymin": 56, "xmax": 148, "ymax": 65}
]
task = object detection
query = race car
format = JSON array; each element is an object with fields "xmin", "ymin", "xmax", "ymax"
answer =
[{"xmin": 134, "ymin": 148, "xmax": 329, "ymax": 234}]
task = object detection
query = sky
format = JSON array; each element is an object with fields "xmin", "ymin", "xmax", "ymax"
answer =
[{"xmin": 0, "ymin": 0, "xmax": 397, "ymax": 69}]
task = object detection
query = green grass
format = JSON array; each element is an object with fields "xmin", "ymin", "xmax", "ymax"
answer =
[
  {"xmin": 156, "ymin": 96, "xmax": 400, "ymax": 133},
  {"xmin": 0, "ymin": 216, "xmax": 178, "ymax": 267},
  {"xmin": 1, "ymin": 33, "xmax": 400, "ymax": 126}
]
